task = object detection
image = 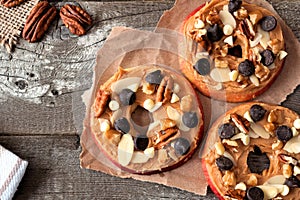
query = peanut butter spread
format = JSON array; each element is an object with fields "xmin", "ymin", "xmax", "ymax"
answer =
[
  {"xmin": 203, "ymin": 102, "xmax": 300, "ymax": 199},
  {"xmin": 91, "ymin": 66, "xmax": 204, "ymax": 174},
  {"xmin": 183, "ymin": 0, "xmax": 287, "ymax": 102}
]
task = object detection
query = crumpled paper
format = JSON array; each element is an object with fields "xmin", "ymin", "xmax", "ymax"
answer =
[{"xmin": 79, "ymin": 0, "xmax": 300, "ymax": 196}]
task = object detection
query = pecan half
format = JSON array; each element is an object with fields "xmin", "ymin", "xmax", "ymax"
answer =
[
  {"xmin": 225, "ymin": 189, "xmax": 246, "ymax": 200},
  {"xmin": 156, "ymin": 76, "xmax": 174, "ymax": 103},
  {"xmin": 279, "ymin": 154, "xmax": 298, "ymax": 166},
  {"xmin": 94, "ymin": 89, "xmax": 110, "ymax": 118},
  {"xmin": 152, "ymin": 127, "xmax": 179, "ymax": 149},
  {"xmin": 231, "ymin": 113, "xmax": 250, "ymax": 133},
  {"xmin": 60, "ymin": 4, "xmax": 92, "ymax": 36},
  {"xmin": 1, "ymin": 0, "xmax": 25, "ymax": 8},
  {"xmin": 239, "ymin": 18, "xmax": 255, "ymax": 40},
  {"xmin": 22, "ymin": 1, "xmax": 57, "ymax": 43}
]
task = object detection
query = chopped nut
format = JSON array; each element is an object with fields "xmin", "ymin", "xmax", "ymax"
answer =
[
  {"xmin": 234, "ymin": 7, "xmax": 248, "ymax": 20},
  {"xmin": 152, "ymin": 127, "xmax": 179, "ymax": 149},
  {"xmin": 104, "ymin": 129, "xmax": 121, "ymax": 146},
  {"xmin": 223, "ymin": 24, "xmax": 233, "ymax": 36},
  {"xmin": 231, "ymin": 133, "xmax": 250, "ymax": 145},
  {"xmin": 215, "ymin": 141, "xmax": 225, "ymax": 155},
  {"xmin": 158, "ymin": 149, "xmax": 169, "ymax": 164},
  {"xmin": 268, "ymin": 39, "xmax": 282, "ymax": 54},
  {"xmin": 109, "ymin": 100, "xmax": 119, "ymax": 111},
  {"xmin": 239, "ymin": 18, "xmax": 255, "ymax": 40},
  {"xmin": 291, "ymin": 127, "xmax": 299, "ymax": 137},
  {"xmin": 244, "ymin": 111, "xmax": 254, "ymax": 122},
  {"xmin": 250, "ymin": 75, "xmax": 259, "ymax": 86},
  {"xmin": 160, "ymin": 118, "xmax": 177, "ymax": 130},
  {"xmin": 170, "ymin": 93, "xmax": 180, "ymax": 104},
  {"xmin": 220, "ymin": 45, "xmax": 229, "ymax": 57},
  {"xmin": 167, "ymin": 106, "xmax": 181, "ymax": 121},
  {"xmin": 248, "ymin": 10, "xmax": 263, "ymax": 25},
  {"xmin": 156, "ymin": 76, "xmax": 174, "ymax": 103},
  {"xmin": 231, "ymin": 113, "xmax": 250, "ymax": 133},
  {"xmin": 268, "ymin": 109, "xmax": 284, "ymax": 124},
  {"xmin": 94, "ymin": 89, "xmax": 110, "ymax": 118},
  {"xmin": 224, "ymin": 36, "xmax": 234, "ymax": 46},
  {"xmin": 282, "ymin": 164, "xmax": 293, "ymax": 178},
  {"xmin": 100, "ymin": 119, "xmax": 111, "ymax": 132},
  {"xmin": 197, "ymin": 29, "xmax": 207, "ymax": 38},
  {"xmin": 264, "ymin": 123, "xmax": 276, "ymax": 134},
  {"xmin": 180, "ymin": 95, "xmax": 193, "ymax": 112},
  {"xmin": 144, "ymin": 147, "xmax": 155, "ymax": 158},
  {"xmin": 222, "ymin": 171, "xmax": 236, "ymax": 187},
  {"xmin": 194, "ymin": 18, "xmax": 205, "ymax": 29},
  {"xmin": 229, "ymin": 70, "xmax": 239, "ymax": 81},
  {"xmin": 235, "ymin": 182, "xmax": 247, "ymax": 191},
  {"xmin": 279, "ymin": 154, "xmax": 298, "ymax": 166},
  {"xmin": 173, "ymin": 83, "xmax": 180, "ymax": 93},
  {"xmin": 223, "ymin": 139, "xmax": 238, "ymax": 147},
  {"xmin": 247, "ymin": 174, "xmax": 258, "ymax": 186},
  {"xmin": 142, "ymin": 82, "xmax": 155, "ymax": 94},
  {"xmin": 272, "ymin": 140, "xmax": 283, "ymax": 150},
  {"xmin": 219, "ymin": 9, "xmax": 236, "ymax": 28},
  {"xmin": 278, "ymin": 50, "xmax": 288, "ymax": 60},
  {"xmin": 214, "ymin": 58, "xmax": 229, "ymax": 68},
  {"xmin": 143, "ymin": 99, "xmax": 155, "ymax": 110},
  {"xmin": 206, "ymin": 7, "xmax": 220, "ymax": 25},
  {"xmin": 294, "ymin": 165, "xmax": 300, "ymax": 176},
  {"xmin": 255, "ymin": 64, "xmax": 270, "ymax": 82},
  {"xmin": 293, "ymin": 118, "xmax": 300, "ymax": 129}
]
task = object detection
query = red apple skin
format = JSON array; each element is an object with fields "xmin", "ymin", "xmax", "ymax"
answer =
[
  {"xmin": 202, "ymin": 159, "xmax": 225, "ymax": 200},
  {"xmin": 90, "ymin": 77, "xmax": 205, "ymax": 175}
]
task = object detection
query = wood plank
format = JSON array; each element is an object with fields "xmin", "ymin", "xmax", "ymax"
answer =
[{"xmin": 0, "ymin": 135, "xmax": 217, "ymax": 199}]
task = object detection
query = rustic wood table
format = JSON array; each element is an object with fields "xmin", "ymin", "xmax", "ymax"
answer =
[{"xmin": 0, "ymin": 0, "xmax": 299, "ymax": 199}]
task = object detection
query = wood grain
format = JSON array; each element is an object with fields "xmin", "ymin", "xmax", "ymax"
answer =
[{"xmin": 0, "ymin": 0, "xmax": 299, "ymax": 199}]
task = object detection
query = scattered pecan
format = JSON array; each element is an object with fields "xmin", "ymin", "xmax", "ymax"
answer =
[
  {"xmin": 206, "ymin": 7, "xmax": 220, "ymax": 25},
  {"xmin": 156, "ymin": 76, "xmax": 174, "ymax": 104},
  {"xmin": 225, "ymin": 189, "xmax": 246, "ymax": 200},
  {"xmin": 278, "ymin": 154, "xmax": 298, "ymax": 166},
  {"xmin": 239, "ymin": 18, "xmax": 255, "ymax": 40},
  {"xmin": 231, "ymin": 113, "xmax": 250, "ymax": 133},
  {"xmin": 60, "ymin": 4, "xmax": 92, "ymax": 36},
  {"xmin": 152, "ymin": 127, "xmax": 179, "ymax": 149},
  {"xmin": 1, "ymin": 0, "xmax": 25, "ymax": 8},
  {"xmin": 255, "ymin": 64, "xmax": 270, "ymax": 82},
  {"xmin": 94, "ymin": 89, "xmax": 110, "ymax": 118},
  {"xmin": 22, "ymin": 1, "xmax": 57, "ymax": 43}
]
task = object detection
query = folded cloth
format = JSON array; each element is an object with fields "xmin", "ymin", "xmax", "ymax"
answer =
[{"xmin": 0, "ymin": 145, "xmax": 28, "ymax": 200}]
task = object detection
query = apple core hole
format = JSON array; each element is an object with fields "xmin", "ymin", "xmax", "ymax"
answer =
[{"xmin": 131, "ymin": 106, "xmax": 153, "ymax": 127}]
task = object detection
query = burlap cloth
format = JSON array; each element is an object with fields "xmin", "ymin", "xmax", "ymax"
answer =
[{"xmin": 0, "ymin": 0, "xmax": 38, "ymax": 53}]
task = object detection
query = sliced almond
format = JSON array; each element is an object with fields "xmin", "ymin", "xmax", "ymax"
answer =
[
  {"xmin": 149, "ymin": 102, "xmax": 162, "ymax": 113},
  {"xmin": 210, "ymin": 67, "xmax": 231, "ymax": 82},
  {"xmin": 219, "ymin": 10, "xmax": 236, "ymax": 28},
  {"xmin": 248, "ymin": 129, "xmax": 259, "ymax": 138},
  {"xmin": 224, "ymin": 36, "xmax": 234, "ymax": 46},
  {"xmin": 283, "ymin": 135, "xmax": 300, "ymax": 153},
  {"xmin": 235, "ymin": 182, "xmax": 247, "ymax": 191},
  {"xmin": 250, "ymin": 123, "xmax": 270, "ymax": 139},
  {"xmin": 271, "ymin": 185, "xmax": 289, "ymax": 196},
  {"xmin": 111, "ymin": 77, "xmax": 141, "ymax": 93},
  {"xmin": 127, "ymin": 83, "xmax": 139, "ymax": 92},
  {"xmin": 291, "ymin": 142, "xmax": 300, "ymax": 153},
  {"xmin": 250, "ymin": 75, "xmax": 259, "ymax": 86},
  {"xmin": 257, "ymin": 185, "xmax": 279, "ymax": 199},
  {"xmin": 118, "ymin": 133, "xmax": 134, "ymax": 166},
  {"xmin": 167, "ymin": 106, "xmax": 181, "ymax": 121},
  {"xmin": 231, "ymin": 133, "xmax": 250, "ymax": 145},
  {"xmin": 215, "ymin": 141, "xmax": 225, "ymax": 155},
  {"xmin": 263, "ymin": 175, "xmax": 286, "ymax": 185},
  {"xmin": 131, "ymin": 151, "xmax": 150, "ymax": 164},
  {"xmin": 293, "ymin": 118, "xmax": 300, "ymax": 129},
  {"xmin": 170, "ymin": 93, "xmax": 180, "ymax": 103},
  {"xmin": 278, "ymin": 50, "xmax": 288, "ymax": 60},
  {"xmin": 244, "ymin": 111, "xmax": 254, "ymax": 122},
  {"xmin": 223, "ymin": 139, "xmax": 239, "ymax": 147},
  {"xmin": 257, "ymin": 25, "xmax": 270, "ymax": 49}
]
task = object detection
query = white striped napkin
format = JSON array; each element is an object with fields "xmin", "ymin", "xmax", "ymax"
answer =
[{"xmin": 0, "ymin": 145, "xmax": 28, "ymax": 200}]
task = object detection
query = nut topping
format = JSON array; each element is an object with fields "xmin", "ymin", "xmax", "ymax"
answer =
[
  {"xmin": 156, "ymin": 76, "xmax": 174, "ymax": 103},
  {"xmin": 151, "ymin": 127, "xmax": 179, "ymax": 149},
  {"xmin": 0, "ymin": 0, "xmax": 25, "ymax": 8},
  {"xmin": 60, "ymin": 4, "xmax": 92, "ymax": 36},
  {"xmin": 94, "ymin": 89, "xmax": 110, "ymax": 118},
  {"xmin": 222, "ymin": 171, "xmax": 236, "ymax": 187},
  {"xmin": 239, "ymin": 18, "xmax": 255, "ymax": 40},
  {"xmin": 231, "ymin": 113, "xmax": 250, "ymax": 133},
  {"xmin": 233, "ymin": 7, "xmax": 248, "ymax": 20},
  {"xmin": 248, "ymin": 10, "xmax": 263, "ymax": 25},
  {"xmin": 206, "ymin": 7, "xmax": 220, "ymax": 25},
  {"xmin": 22, "ymin": 1, "xmax": 57, "ymax": 43},
  {"xmin": 278, "ymin": 154, "xmax": 298, "ymax": 166}
]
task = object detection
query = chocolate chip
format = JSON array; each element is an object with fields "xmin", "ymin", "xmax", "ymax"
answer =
[
  {"xmin": 194, "ymin": 58, "xmax": 210, "ymax": 75},
  {"xmin": 145, "ymin": 70, "xmax": 164, "ymax": 85},
  {"xmin": 260, "ymin": 16, "xmax": 277, "ymax": 32},
  {"xmin": 15, "ymin": 80, "xmax": 28, "ymax": 90},
  {"xmin": 250, "ymin": 104, "xmax": 266, "ymax": 122},
  {"xmin": 119, "ymin": 88, "xmax": 136, "ymax": 106},
  {"xmin": 207, "ymin": 24, "xmax": 224, "ymax": 42},
  {"xmin": 276, "ymin": 125, "xmax": 293, "ymax": 142},
  {"xmin": 285, "ymin": 176, "xmax": 300, "ymax": 188},
  {"xmin": 114, "ymin": 117, "xmax": 130, "ymax": 134},
  {"xmin": 260, "ymin": 49, "xmax": 275, "ymax": 66},
  {"xmin": 218, "ymin": 123, "xmax": 235, "ymax": 139},
  {"xmin": 182, "ymin": 112, "xmax": 198, "ymax": 128},
  {"xmin": 238, "ymin": 59, "xmax": 255, "ymax": 76},
  {"xmin": 134, "ymin": 135, "xmax": 149, "ymax": 151},
  {"xmin": 173, "ymin": 137, "xmax": 190, "ymax": 156},
  {"xmin": 247, "ymin": 146, "xmax": 270, "ymax": 174},
  {"xmin": 216, "ymin": 156, "xmax": 234, "ymax": 171},
  {"xmin": 246, "ymin": 187, "xmax": 264, "ymax": 200},
  {"xmin": 228, "ymin": 0, "xmax": 242, "ymax": 13},
  {"xmin": 228, "ymin": 45, "xmax": 242, "ymax": 58}
]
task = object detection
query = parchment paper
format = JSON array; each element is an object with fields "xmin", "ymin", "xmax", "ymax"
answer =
[{"xmin": 80, "ymin": 0, "xmax": 300, "ymax": 196}]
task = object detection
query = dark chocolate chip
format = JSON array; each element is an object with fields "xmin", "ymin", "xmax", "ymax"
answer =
[
  {"xmin": 134, "ymin": 135, "xmax": 149, "ymax": 151},
  {"xmin": 173, "ymin": 137, "xmax": 190, "ymax": 156},
  {"xmin": 246, "ymin": 187, "xmax": 264, "ymax": 200},
  {"xmin": 119, "ymin": 88, "xmax": 136, "ymax": 106},
  {"xmin": 218, "ymin": 123, "xmax": 235, "ymax": 139},
  {"xmin": 114, "ymin": 117, "xmax": 130, "ymax": 134},
  {"xmin": 216, "ymin": 156, "xmax": 234, "ymax": 171},
  {"xmin": 276, "ymin": 125, "xmax": 293, "ymax": 142},
  {"xmin": 228, "ymin": 45, "xmax": 242, "ymax": 58},
  {"xmin": 260, "ymin": 49, "xmax": 275, "ymax": 66},
  {"xmin": 247, "ymin": 146, "xmax": 270, "ymax": 174},
  {"xmin": 194, "ymin": 58, "xmax": 210, "ymax": 75},
  {"xmin": 15, "ymin": 80, "xmax": 28, "ymax": 90},
  {"xmin": 260, "ymin": 16, "xmax": 277, "ymax": 32},
  {"xmin": 285, "ymin": 176, "xmax": 300, "ymax": 188},
  {"xmin": 228, "ymin": 0, "xmax": 242, "ymax": 13},
  {"xmin": 238, "ymin": 59, "xmax": 255, "ymax": 77},
  {"xmin": 182, "ymin": 112, "xmax": 198, "ymax": 128},
  {"xmin": 250, "ymin": 104, "xmax": 266, "ymax": 122},
  {"xmin": 145, "ymin": 70, "xmax": 164, "ymax": 85},
  {"xmin": 207, "ymin": 24, "xmax": 224, "ymax": 42},
  {"xmin": 51, "ymin": 89, "xmax": 59, "ymax": 96}
]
